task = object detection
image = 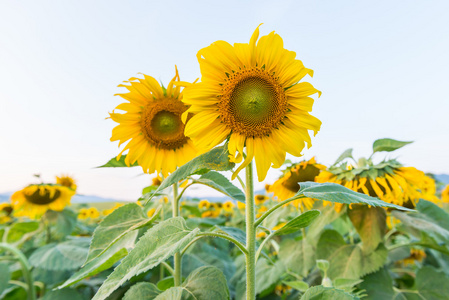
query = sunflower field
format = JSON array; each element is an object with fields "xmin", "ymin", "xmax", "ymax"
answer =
[{"xmin": 2, "ymin": 25, "xmax": 449, "ymax": 300}]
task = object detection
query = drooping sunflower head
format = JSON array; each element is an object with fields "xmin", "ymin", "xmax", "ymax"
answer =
[
  {"xmin": 269, "ymin": 157, "xmax": 326, "ymax": 209},
  {"xmin": 0, "ymin": 203, "xmax": 13, "ymax": 224},
  {"xmin": 182, "ymin": 25, "xmax": 321, "ymax": 181},
  {"xmin": 56, "ymin": 175, "xmax": 77, "ymax": 191},
  {"xmin": 11, "ymin": 184, "xmax": 75, "ymax": 219},
  {"xmin": 110, "ymin": 67, "xmax": 197, "ymax": 177}
]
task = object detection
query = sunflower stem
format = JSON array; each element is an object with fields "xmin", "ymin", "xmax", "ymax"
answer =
[
  {"xmin": 245, "ymin": 162, "xmax": 256, "ymax": 300},
  {"xmin": 0, "ymin": 243, "xmax": 36, "ymax": 300},
  {"xmin": 172, "ymin": 182, "xmax": 182, "ymax": 287}
]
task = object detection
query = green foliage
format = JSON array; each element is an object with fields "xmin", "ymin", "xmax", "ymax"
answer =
[
  {"xmin": 5, "ymin": 221, "xmax": 39, "ymax": 245},
  {"xmin": 296, "ymin": 182, "xmax": 413, "ymax": 211},
  {"xmin": 142, "ymin": 145, "xmax": 235, "ymax": 203},
  {"xmin": 214, "ymin": 226, "xmax": 246, "ymax": 245},
  {"xmin": 195, "ymin": 171, "xmax": 245, "ymax": 202},
  {"xmin": 154, "ymin": 266, "xmax": 230, "ymax": 300},
  {"xmin": 279, "ymin": 238, "xmax": 315, "ymax": 277},
  {"xmin": 255, "ymin": 259, "xmax": 285, "ymax": 294},
  {"xmin": 0, "ymin": 263, "xmax": 10, "ymax": 294},
  {"xmin": 97, "ymin": 155, "xmax": 138, "ymax": 168},
  {"xmin": 300, "ymin": 286, "xmax": 356, "ymax": 299},
  {"xmin": 29, "ymin": 238, "xmax": 89, "ymax": 270},
  {"xmin": 92, "ymin": 217, "xmax": 200, "ymax": 300},
  {"xmin": 275, "ymin": 210, "xmax": 320, "ymax": 236},
  {"xmin": 123, "ymin": 282, "xmax": 161, "ymax": 300},
  {"xmin": 317, "ymin": 230, "xmax": 387, "ymax": 279},
  {"xmin": 85, "ymin": 203, "xmax": 159, "ymax": 263},
  {"xmin": 284, "ymin": 280, "xmax": 309, "ymax": 292},
  {"xmin": 347, "ymin": 205, "xmax": 386, "ymax": 253},
  {"xmin": 45, "ymin": 209, "xmax": 78, "ymax": 241},
  {"xmin": 307, "ymin": 204, "xmax": 345, "ymax": 247},
  {"xmin": 334, "ymin": 148, "xmax": 354, "ymax": 165},
  {"xmin": 41, "ymin": 289, "xmax": 84, "ymax": 300},
  {"xmin": 372, "ymin": 138, "xmax": 412, "ymax": 153},
  {"xmin": 58, "ymin": 232, "xmax": 136, "ymax": 288}
]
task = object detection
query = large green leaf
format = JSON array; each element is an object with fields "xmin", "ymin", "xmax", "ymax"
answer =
[
  {"xmin": 415, "ymin": 266, "xmax": 449, "ymax": 299},
  {"xmin": 359, "ymin": 268, "xmax": 395, "ymax": 300},
  {"xmin": 85, "ymin": 203, "xmax": 159, "ymax": 264},
  {"xmin": 275, "ymin": 210, "xmax": 320, "ymax": 236},
  {"xmin": 278, "ymin": 238, "xmax": 314, "ymax": 277},
  {"xmin": 334, "ymin": 148, "xmax": 354, "ymax": 165},
  {"xmin": 300, "ymin": 286, "xmax": 355, "ymax": 300},
  {"xmin": 29, "ymin": 238, "xmax": 90, "ymax": 270},
  {"xmin": 142, "ymin": 145, "xmax": 234, "ymax": 203},
  {"xmin": 42, "ymin": 289, "xmax": 84, "ymax": 300},
  {"xmin": 255, "ymin": 259, "xmax": 285, "ymax": 294},
  {"xmin": 0, "ymin": 263, "xmax": 10, "ymax": 294},
  {"xmin": 195, "ymin": 171, "xmax": 244, "ymax": 202},
  {"xmin": 45, "ymin": 209, "xmax": 77, "ymax": 240},
  {"xmin": 92, "ymin": 217, "xmax": 200, "ymax": 300},
  {"xmin": 307, "ymin": 204, "xmax": 345, "ymax": 247},
  {"xmin": 296, "ymin": 182, "xmax": 413, "ymax": 211},
  {"xmin": 154, "ymin": 266, "xmax": 230, "ymax": 300},
  {"xmin": 123, "ymin": 282, "xmax": 162, "ymax": 300},
  {"xmin": 97, "ymin": 155, "xmax": 138, "ymax": 168},
  {"xmin": 214, "ymin": 226, "xmax": 246, "ymax": 245},
  {"xmin": 317, "ymin": 230, "xmax": 387, "ymax": 280},
  {"xmin": 417, "ymin": 200, "xmax": 449, "ymax": 231},
  {"xmin": 5, "ymin": 221, "xmax": 39, "ymax": 244},
  {"xmin": 347, "ymin": 205, "xmax": 386, "ymax": 253},
  {"xmin": 58, "ymin": 231, "xmax": 137, "ymax": 288},
  {"xmin": 372, "ymin": 138, "xmax": 412, "ymax": 153}
]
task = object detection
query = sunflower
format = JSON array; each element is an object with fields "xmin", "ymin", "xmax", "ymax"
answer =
[
  {"xmin": 442, "ymin": 184, "xmax": 449, "ymax": 203},
  {"xmin": 182, "ymin": 25, "xmax": 321, "ymax": 181},
  {"xmin": 223, "ymin": 201, "xmax": 235, "ymax": 212},
  {"xmin": 401, "ymin": 249, "xmax": 426, "ymax": 266},
  {"xmin": 56, "ymin": 175, "xmax": 77, "ymax": 191},
  {"xmin": 255, "ymin": 195, "xmax": 269, "ymax": 205},
  {"xmin": 147, "ymin": 208, "xmax": 156, "ymax": 218},
  {"xmin": 110, "ymin": 67, "xmax": 197, "ymax": 176},
  {"xmin": 316, "ymin": 161, "xmax": 439, "ymax": 210},
  {"xmin": 269, "ymin": 157, "xmax": 326, "ymax": 210},
  {"xmin": 0, "ymin": 203, "xmax": 13, "ymax": 224},
  {"xmin": 198, "ymin": 199, "xmax": 211, "ymax": 210},
  {"xmin": 11, "ymin": 184, "xmax": 75, "ymax": 219}
]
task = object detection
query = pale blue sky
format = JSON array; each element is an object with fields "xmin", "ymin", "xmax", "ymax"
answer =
[{"xmin": 1, "ymin": 0, "xmax": 448, "ymax": 200}]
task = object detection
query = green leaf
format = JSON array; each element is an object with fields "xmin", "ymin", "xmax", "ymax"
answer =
[
  {"xmin": 297, "ymin": 182, "xmax": 413, "ymax": 211},
  {"xmin": 316, "ymin": 260, "xmax": 330, "ymax": 273},
  {"xmin": 417, "ymin": 200, "xmax": 449, "ymax": 232},
  {"xmin": 347, "ymin": 205, "xmax": 386, "ymax": 253},
  {"xmin": 214, "ymin": 226, "xmax": 246, "ymax": 245},
  {"xmin": 42, "ymin": 289, "xmax": 84, "ymax": 300},
  {"xmin": 275, "ymin": 210, "xmax": 320, "ymax": 236},
  {"xmin": 300, "ymin": 286, "xmax": 356, "ymax": 300},
  {"xmin": 154, "ymin": 266, "xmax": 230, "ymax": 300},
  {"xmin": 0, "ymin": 263, "xmax": 10, "ymax": 294},
  {"xmin": 92, "ymin": 217, "xmax": 200, "ymax": 300},
  {"xmin": 29, "ymin": 238, "xmax": 90, "ymax": 270},
  {"xmin": 45, "ymin": 209, "xmax": 77, "ymax": 240},
  {"xmin": 142, "ymin": 145, "xmax": 234, "ymax": 203},
  {"xmin": 317, "ymin": 230, "xmax": 387, "ymax": 280},
  {"xmin": 307, "ymin": 204, "xmax": 345, "ymax": 247},
  {"xmin": 255, "ymin": 259, "xmax": 285, "ymax": 294},
  {"xmin": 334, "ymin": 149, "xmax": 353, "ymax": 165},
  {"xmin": 58, "ymin": 231, "xmax": 136, "ymax": 288},
  {"xmin": 284, "ymin": 280, "xmax": 309, "ymax": 292},
  {"xmin": 96, "ymin": 155, "xmax": 138, "ymax": 168},
  {"xmin": 415, "ymin": 266, "xmax": 449, "ymax": 299},
  {"xmin": 123, "ymin": 282, "xmax": 161, "ymax": 300},
  {"xmin": 359, "ymin": 267, "xmax": 397, "ymax": 300},
  {"xmin": 195, "ymin": 171, "xmax": 245, "ymax": 202},
  {"xmin": 6, "ymin": 221, "xmax": 39, "ymax": 244},
  {"xmin": 278, "ymin": 238, "xmax": 315, "ymax": 277},
  {"xmin": 372, "ymin": 138, "xmax": 412, "ymax": 153},
  {"xmin": 333, "ymin": 278, "xmax": 363, "ymax": 291},
  {"xmin": 85, "ymin": 203, "xmax": 160, "ymax": 264},
  {"xmin": 157, "ymin": 276, "xmax": 175, "ymax": 291}
]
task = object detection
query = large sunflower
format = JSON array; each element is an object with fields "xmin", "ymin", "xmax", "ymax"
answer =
[
  {"xmin": 269, "ymin": 157, "xmax": 326, "ymax": 209},
  {"xmin": 316, "ymin": 160, "xmax": 438, "ymax": 210},
  {"xmin": 182, "ymin": 25, "xmax": 321, "ymax": 181},
  {"xmin": 110, "ymin": 67, "xmax": 197, "ymax": 176},
  {"xmin": 11, "ymin": 184, "xmax": 75, "ymax": 219}
]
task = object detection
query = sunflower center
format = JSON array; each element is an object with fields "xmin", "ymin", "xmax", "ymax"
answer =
[
  {"xmin": 25, "ymin": 188, "xmax": 61, "ymax": 205},
  {"xmin": 219, "ymin": 68, "xmax": 288, "ymax": 137},
  {"xmin": 283, "ymin": 165, "xmax": 321, "ymax": 193},
  {"xmin": 141, "ymin": 98, "xmax": 189, "ymax": 150}
]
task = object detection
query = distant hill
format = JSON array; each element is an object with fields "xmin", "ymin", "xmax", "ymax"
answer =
[
  {"xmin": 0, "ymin": 192, "xmax": 127, "ymax": 204},
  {"xmin": 435, "ymin": 174, "xmax": 449, "ymax": 184}
]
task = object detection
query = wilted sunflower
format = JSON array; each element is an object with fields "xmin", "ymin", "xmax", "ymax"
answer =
[
  {"xmin": 182, "ymin": 25, "xmax": 321, "ymax": 181},
  {"xmin": 0, "ymin": 203, "xmax": 13, "ymax": 223},
  {"xmin": 56, "ymin": 175, "xmax": 77, "ymax": 191},
  {"xmin": 316, "ymin": 159, "xmax": 438, "ymax": 211},
  {"xmin": 11, "ymin": 184, "xmax": 75, "ymax": 219},
  {"xmin": 269, "ymin": 157, "xmax": 326, "ymax": 209},
  {"xmin": 110, "ymin": 67, "xmax": 197, "ymax": 176}
]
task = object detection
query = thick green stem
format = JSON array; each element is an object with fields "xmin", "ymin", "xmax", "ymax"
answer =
[
  {"xmin": 0, "ymin": 243, "xmax": 36, "ymax": 300},
  {"xmin": 172, "ymin": 182, "xmax": 182, "ymax": 287},
  {"xmin": 245, "ymin": 162, "xmax": 256, "ymax": 300}
]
